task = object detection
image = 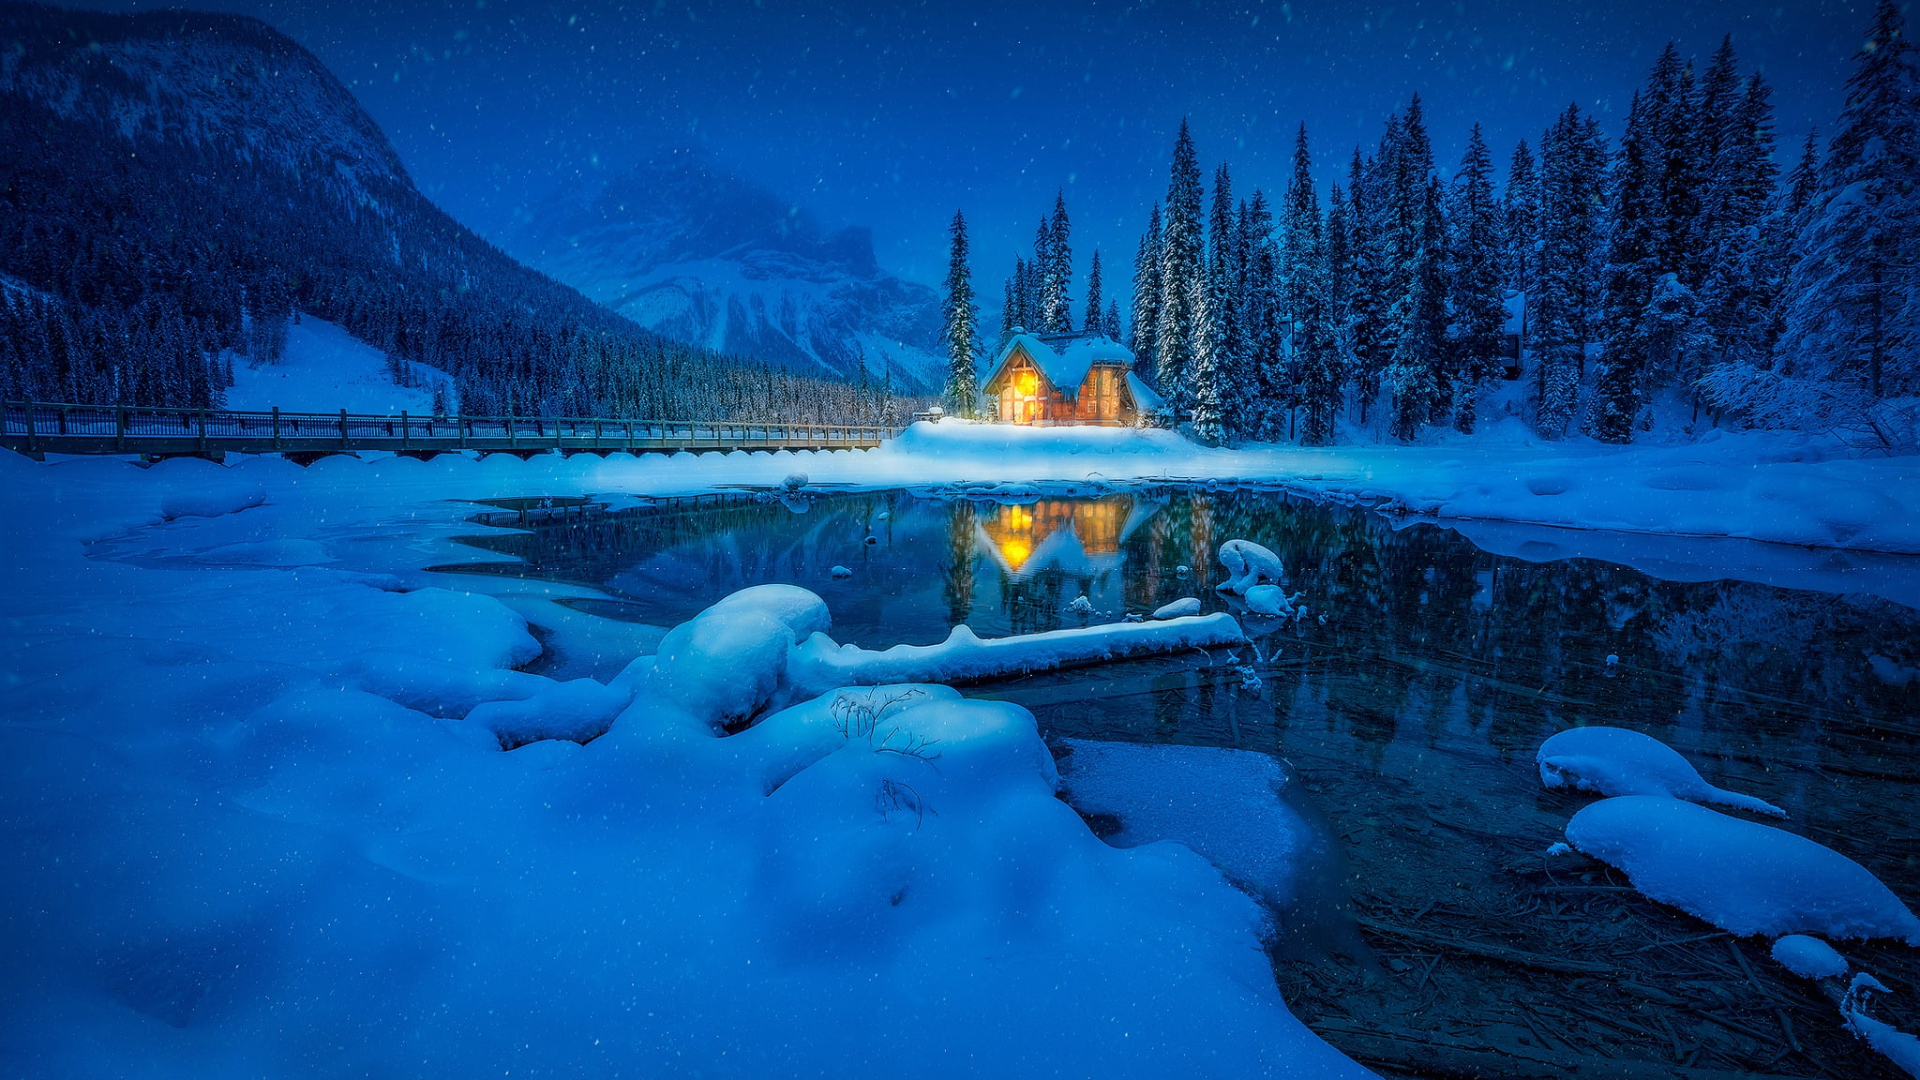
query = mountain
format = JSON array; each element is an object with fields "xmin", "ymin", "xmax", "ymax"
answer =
[
  {"xmin": 512, "ymin": 153, "xmax": 946, "ymax": 392},
  {"xmin": 0, "ymin": 2, "xmax": 898, "ymax": 420}
]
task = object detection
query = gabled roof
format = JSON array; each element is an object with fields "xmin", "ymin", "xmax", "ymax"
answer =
[{"xmin": 983, "ymin": 331, "xmax": 1136, "ymax": 399}]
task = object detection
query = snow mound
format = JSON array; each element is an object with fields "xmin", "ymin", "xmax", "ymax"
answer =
[
  {"xmin": 1537, "ymin": 726, "xmax": 1785, "ymax": 817},
  {"xmin": 1845, "ymin": 975, "xmax": 1920, "ymax": 1078},
  {"xmin": 1565, "ymin": 796, "xmax": 1920, "ymax": 943},
  {"xmin": 1244, "ymin": 583, "xmax": 1300, "ymax": 618},
  {"xmin": 1061, "ymin": 739, "xmax": 1307, "ymax": 907},
  {"xmin": 1152, "ymin": 597, "xmax": 1201, "ymax": 620},
  {"xmin": 1772, "ymin": 934, "xmax": 1849, "ymax": 979},
  {"xmin": 1216, "ymin": 539, "xmax": 1284, "ymax": 594}
]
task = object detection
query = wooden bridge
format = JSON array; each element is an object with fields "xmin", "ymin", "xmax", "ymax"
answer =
[{"xmin": 1, "ymin": 401, "xmax": 903, "ymax": 460}]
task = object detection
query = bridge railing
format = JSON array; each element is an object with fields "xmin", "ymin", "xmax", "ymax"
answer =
[{"xmin": 1, "ymin": 401, "xmax": 904, "ymax": 454}]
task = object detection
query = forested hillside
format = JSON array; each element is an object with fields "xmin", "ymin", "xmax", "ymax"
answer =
[{"xmin": 0, "ymin": 1, "xmax": 904, "ymax": 421}]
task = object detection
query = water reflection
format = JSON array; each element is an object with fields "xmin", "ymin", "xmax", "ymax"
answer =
[{"xmin": 456, "ymin": 487, "xmax": 1920, "ymax": 1075}]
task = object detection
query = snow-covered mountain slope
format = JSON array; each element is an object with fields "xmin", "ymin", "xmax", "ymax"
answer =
[
  {"xmin": 225, "ymin": 317, "xmax": 454, "ymax": 414},
  {"xmin": 511, "ymin": 153, "xmax": 946, "ymax": 391}
]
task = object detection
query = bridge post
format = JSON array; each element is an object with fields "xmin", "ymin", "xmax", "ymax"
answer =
[
  {"xmin": 23, "ymin": 400, "xmax": 36, "ymax": 454},
  {"xmin": 460, "ymin": 416, "xmax": 469, "ymax": 451},
  {"xmin": 272, "ymin": 407, "xmax": 281, "ymax": 450},
  {"xmin": 115, "ymin": 406, "xmax": 126, "ymax": 453},
  {"xmin": 340, "ymin": 409, "xmax": 349, "ymax": 450},
  {"xmin": 554, "ymin": 417, "xmax": 562, "ymax": 453},
  {"xmin": 197, "ymin": 409, "xmax": 207, "ymax": 454},
  {"xmin": 401, "ymin": 411, "xmax": 410, "ymax": 451},
  {"xmin": 508, "ymin": 416, "xmax": 517, "ymax": 450}
]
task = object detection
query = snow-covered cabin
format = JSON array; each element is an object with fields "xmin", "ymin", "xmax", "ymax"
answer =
[{"xmin": 981, "ymin": 330, "xmax": 1165, "ymax": 425}]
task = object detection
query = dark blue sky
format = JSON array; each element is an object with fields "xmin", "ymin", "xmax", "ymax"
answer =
[{"xmin": 77, "ymin": 0, "xmax": 1871, "ymax": 290}]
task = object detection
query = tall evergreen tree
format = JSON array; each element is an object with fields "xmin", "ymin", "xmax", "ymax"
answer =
[
  {"xmin": 1083, "ymin": 249, "xmax": 1105, "ymax": 335},
  {"xmin": 1103, "ymin": 300, "xmax": 1122, "ymax": 341},
  {"xmin": 1592, "ymin": 92, "xmax": 1662, "ymax": 442},
  {"xmin": 1447, "ymin": 124, "xmax": 1506, "ymax": 433},
  {"xmin": 1532, "ymin": 103, "xmax": 1609, "ymax": 438},
  {"xmin": 1130, "ymin": 203, "xmax": 1164, "ymax": 376},
  {"xmin": 1385, "ymin": 176, "xmax": 1449, "ymax": 441},
  {"xmin": 1347, "ymin": 145, "xmax": 1391, "ymax": 422},
  {"xmin": 941, "ymin": 209, "xmax": 979, "ymax": 417},
  {"xmin": 1043, "ymin": 193, "xmax": 1074, "ymax": 332},
  {"xmin": 1156, "ymin": 120, "xmax": 1205, "ymax": 417},
  {"xmin": 1240, "ymin": 191, "xmax": 1285, "ymax": 440},
  {"xmin": 1503, "ymin": 139, "xmax": 1541, "ymax": 347},
  {"xmin": 1190, "ymin": 270, "xmax": 1231, "ymax": 443},
  {"xmin": 1778, "ymin": 0, "xmax": 1919, "ymax": 398}
]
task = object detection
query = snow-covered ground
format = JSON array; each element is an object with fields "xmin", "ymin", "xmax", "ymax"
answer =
[
  {"xmin": 225, "ymin": 316, "xmax": 455, "ymax": 414},
  {"xmin": 0, "ymin": 449, "xmax": 1378, "ymax": 1078},
  {"xmin": 5, "ymin": 416, "xmax": 1919, "ymax": 1076}
]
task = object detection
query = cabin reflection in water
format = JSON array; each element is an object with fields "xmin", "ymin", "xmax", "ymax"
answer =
[{"xmin": 978, "ymin": 495, "xmax": 1138, "ymax": 576}]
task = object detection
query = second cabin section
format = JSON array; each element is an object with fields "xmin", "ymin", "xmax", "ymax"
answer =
[{"xmin": 981, "ymin": 330, "xmax": 1166, "ymax": 426}]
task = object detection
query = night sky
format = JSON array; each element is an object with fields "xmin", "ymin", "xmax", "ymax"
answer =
[{"xmin": 71, "ymin": 0, "xmax": 1871, "ymax": 290}]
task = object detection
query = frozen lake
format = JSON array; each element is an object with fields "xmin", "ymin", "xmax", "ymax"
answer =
[{"xmin": 455, "ymin": 486, "xmax": 1920, "ymax": 1078}]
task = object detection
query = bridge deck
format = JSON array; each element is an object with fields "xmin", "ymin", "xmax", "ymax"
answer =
[{"xmin": 2, "ymin": 402, "xmax": 900, "ymax": 458}]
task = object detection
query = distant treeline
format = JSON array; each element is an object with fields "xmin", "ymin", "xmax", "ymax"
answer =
[
  {"xmin": 0, "ymin": 2, "xmax": 910, "ymax": 423},
  {"xmin": 945, "ymin": 2, "xmax": 1917, "ymax": 448}
]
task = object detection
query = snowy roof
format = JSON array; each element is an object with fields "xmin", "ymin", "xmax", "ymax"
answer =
[
  {"xmin": 983, "ymin": 331, "xmax": 1135, "ymax": 398},
  {"xmin": 1126, "ymin": 372, "xmax": 1167, "ymax": 414}
]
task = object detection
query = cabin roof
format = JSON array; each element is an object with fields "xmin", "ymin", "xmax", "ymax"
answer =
[{"xmin": 983, "ymin": 331, "xmax": 1135, "ymax": 399}]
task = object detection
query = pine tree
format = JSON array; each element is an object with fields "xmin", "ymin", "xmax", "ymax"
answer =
[
  {"xmin": 1190, "ymin": 271, "xmax": 1231, "ymax": 443},
  {"xmin": 1503, "ymin": 139, "xmax": 1541, "ymax": 353},
  {"xmin": 1104, "ymin": 300, "xmax": 1121, "ymax": 341},
  {"xmin": 1130, "ymin": 204, "xmax": 1163, "ymax": 376},
  {"xmin": 1592, "ymin": 92, "xmax": 1661, "ymax": 442},
  {"xmin": 942, "ymin": 209, "xmax": 980, "ymax": 417},
  {"xmin": 1532, "ymin": 103, "xmax": 1609, "ymax": 438},
  {"xmin": 1043, "ymin": 193, "xmax": 1074, "ymax": 332},
  {"xmin": 1347, "ymin": 146, "xmax": 1391, "ymax": 423},
  {"xmin": 1386, "ymin": 176, "xmax": 1449, "ymax": 441},
  {"xmin": 1777, "ymin": 0, "xmax": 1919, "ymax": 398},
  {"xmin": 1084, "ymin": 250, "xmax": 1104, "ymax": 336},
  {"xmin": 1646, "ymin": 43, "xmax": 1706, "ymax": 284},
  {"xmin": 1156, "ymin": 120, "xmax": 1204, "ymax": 418},
  {"xmin": 1000, "ymin": 275, "xmax": 1017, "ymax": 345},
  {"xmin": 1447, "ymin": 124, "xmax": 1506, "ymax": 433},
  {"xmin": 1240, "ymin": 191, "xmax": 1285, "ymax": 440}
]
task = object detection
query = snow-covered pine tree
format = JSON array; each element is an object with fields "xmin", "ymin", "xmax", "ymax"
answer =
[
  {"xmin": 1157, "ymin": 120, "xmax": 1205, "ymax": 418},
  {"xmin": 1385, "ymin": 176, "xmax": 1449, "ymax": 441},
  {"xmin": 1646, "ymin": 43, "xmax": 1706, "ymax": 286},
  {"xmin": 1000, "ymin": 275, "xmax": 1017, "ymax": 345},
  {"xmin": 1592, "ymin": 91, "xmax": 1661, "ymax": 442},
  {"xmin": 1758, "ymin": 130, "xmax": 1822, "ymax": 358},
  {"xmin": 1083, "ymin": 249, "xmax": 1104, "ymax": 335},
  {"xmin": 1693, "ymin": 72, "xmax": 1777, "ymax": 372},
  {"xmin": 1447, "ymin": 123, "xmax": 1506, "ymax": 434},
  {"xmin": 1043, "ymin": 193, "xmax": 1074, "ymax": 332},
  {"xmin": 1240, "ymin": 191, "xmax": 1284, "ymax": 441},
  {"xmin": 942, "ymin": 209, "xmax": 980, "ymax": 418},
  {"xmin": 1531, "ymin": 103, "xmax": 1608, "ymax": 438},
  {"xmin": 1206, "ymin": 162, "xmax": 1244, "ymax": 431},
  {"xmin": 1104, "ymin": 301, "xmax": 1122, "ymax": 341},
  {"xmin": 1190, "ymin": 268, "xmax": 1231, "ymax": 443},
  {"xmin": 1347, "ymin": 146, "xmax": 1391, "ymax": 423},
  {"xmin": 1131, "ymin": 203, "xmax": 1164, "ymax": 376},
  {"xmin": 1776, "ymin": 0, "xmax": 1919, "ymax": 400},
  {"xmin": 1323, "ymin": 180, "xmax": 1356, "ymax": 412},
  {"xmin": 1280, "ymin": 126, "xmax": 1331, "ymax": 442}
]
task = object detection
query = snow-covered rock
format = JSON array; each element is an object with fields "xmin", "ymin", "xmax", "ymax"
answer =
[
  {"xmin": 1069, "ymin": 594, "xmax": 1094, "ymax": 614},
  {"xmin": 1564, "ymin": 796, "xmax": 1920, "ymax": 943},
  {"xmin": 1151, "ymin": 597, "xmax": 1201, "ymax": 620},
  {"xmin": 1772, "ymin": 934, "xmax": 1849, "ymax": 979},
  {"xmin": 1216, "ymin": 539, "xmax": 1284, "ymax": 595},
  {"xmin": 1537, "ymin": 726, "xmax": 1785, "ymax": 817},
  {"xmin": 1244, "ymin": 583, "xmax": 1298, "ymax": 617}
]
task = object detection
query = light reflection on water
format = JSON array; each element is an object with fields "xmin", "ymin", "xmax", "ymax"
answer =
[{"xmin": 459, "ymin": 487, "xmax": 1920, "ymax": 1076}]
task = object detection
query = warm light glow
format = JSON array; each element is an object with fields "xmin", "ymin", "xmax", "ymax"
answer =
[
  {"xmin": 1015, "ymin": 371, "xmax": 1039, "ymax": 397},
  {"xmin": 999, "ymin": 538, "xmax": 1032, "ymax": 569}
]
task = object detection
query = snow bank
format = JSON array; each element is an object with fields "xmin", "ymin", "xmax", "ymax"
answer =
[
  {"xmin": 1061, "ymin": 739, "xmax": 1309, "ymax": 908},
  {"xmin": 1771, "ymin": 934, "xmax": 1849, "ymax": 979},
  {"xmin": 1565, "ymin": 797, "xmax": 1920, "ymax": 943},
  {"xmin": 1537, "ymin": 726, "xmax": 1785, "ymax": 817},
  {"xmin": 1152, "ymin": 596, "xmax": 1201, "ymax": 619}
]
